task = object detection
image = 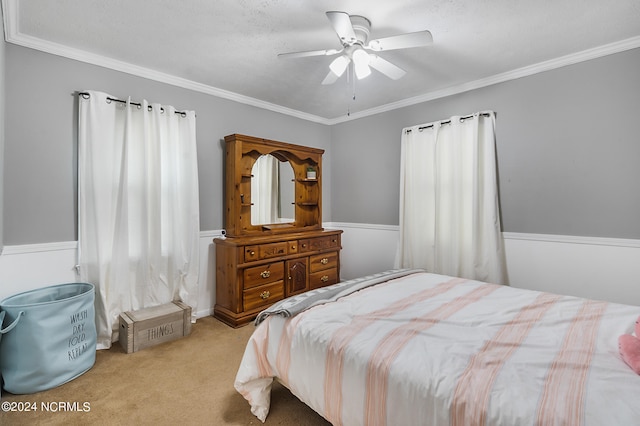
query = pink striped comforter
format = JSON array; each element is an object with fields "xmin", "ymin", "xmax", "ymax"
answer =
[{"xmin": 235, "ymin": 271, "xmax": 640, "ymax": 425}]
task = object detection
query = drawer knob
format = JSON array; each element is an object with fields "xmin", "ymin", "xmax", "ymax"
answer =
[
  {"xmin": 260, "ymin": 270, "xmax": 271, "ymax": 279},
  {"xmin": 260, "ymin": 290, "xmax": 271, "ymax": 300},
  {"xmin": 321, "ymin": 275, "xmax": 329, "ymax": 282},
  {"xmin": 320, "ymin": 257, "xmax": 329, "ymax": 265},
  {"xmin": 249, "ymin": 250, "xmax": 255, "ymax": 256}
]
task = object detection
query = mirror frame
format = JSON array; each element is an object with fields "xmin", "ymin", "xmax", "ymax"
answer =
[{"xmin": 223, "ymin": 134, "xmax": 324, "ymax": 237}]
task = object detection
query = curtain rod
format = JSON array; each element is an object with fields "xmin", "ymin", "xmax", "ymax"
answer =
[
  {"xmin": 78, "ymin": 92, "xmax": 188, "ymax": 117},
  {"xmin": 405, "ymin": 112, "xmax": 492, "ymax": 134}
]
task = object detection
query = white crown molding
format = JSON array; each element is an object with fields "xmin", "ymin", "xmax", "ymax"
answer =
[
  {"xmin": 326, "ymin": 35, "xmax": 640, "ymax": 125},
  {"xmin": 3, "ymin": 0, "xmax": 640, "ymax": 125},
  {"xmin": 0, "ymin": 0, "xmax": 328, "ymax": 125},
  {"xmin": 1, "ymin": 0, "xmax": 14, "ymax": 41}
]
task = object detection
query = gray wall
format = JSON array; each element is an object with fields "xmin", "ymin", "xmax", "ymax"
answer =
[
  {"xmin": 3, "ymin": 42, "xmax": 640, "ymax": 245},
  {"xmin": 0, "ymin": 11, "xmax": 5, "ymax": 251},
  {"xmin": 331, "ymin": 48, "xmax": 640, "ymax": 239},
  {"xmin": 3, "ymin": 44, "xmax": 331, "ymax": 245}
]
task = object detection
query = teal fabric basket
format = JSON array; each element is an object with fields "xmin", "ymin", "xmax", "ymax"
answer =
[
  {"xmin": 0, "ymin": 311, "xmax": 3, "ymax": 400},
  {"xmin": 0, "ymin": 283, "xmax": 97, "ymax": 394}
]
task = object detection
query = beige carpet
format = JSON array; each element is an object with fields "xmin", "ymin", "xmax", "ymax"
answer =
[{"xmin": 0, "ymin": 316, "xmax": 330, "ymax": 425}]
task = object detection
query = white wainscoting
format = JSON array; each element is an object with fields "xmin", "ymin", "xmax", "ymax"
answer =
[
  {"xmin": 0, "ymin": 241, "xmax": 79, "ymax": 301},
  {"xmin": 1, "ymin": 226, "xmax": 639, "ymax": 319},
  {"xmin": 329, "ymin": 223, "xmax": 640, "ymax": 307},
  {"xmin": 0, "ymin": 231, "xmax": 224, "ymax": 319},
  {"xmin": 501, "ymin": 232, "xmax": 640, "ymax": 306},
  {"xmin": 325, "ymin": 222, "xmax": 400, "ymax": 280}
]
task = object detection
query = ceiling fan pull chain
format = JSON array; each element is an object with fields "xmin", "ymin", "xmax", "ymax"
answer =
[{"xmin": 347, "ymin": 63, "xmax": 356, "ymax": 101}]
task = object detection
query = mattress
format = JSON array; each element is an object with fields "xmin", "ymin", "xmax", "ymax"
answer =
[{"xmin": 235, "ymin": 269, "xmax": 640, "ymax": 425}]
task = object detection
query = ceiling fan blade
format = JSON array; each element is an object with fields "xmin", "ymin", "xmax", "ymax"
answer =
[
  {"xmin": 368, "ymin": 55, "xmax": 406, "ymax": 80},
  {"xmin": 366, "ymin": 30, "xmax": 433, "ymax": 51},
  {"xmin": 326, "ymin": 11, "xmax": 357, "ymax": 44},
  {"xmin": 321, "ymin": 70, "xmax": 340, "ymax": 85},
  {"xmin": 278, "ymin": 48, "xmax": 342, "ymax": 59}
]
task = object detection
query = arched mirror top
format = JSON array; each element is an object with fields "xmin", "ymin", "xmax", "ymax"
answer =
[
  {"xmin": 223, "ymin": 134, "xmax": 324, "ymax": 237},
  {"xmin": 243, "ymin": 147, "xmax": 320, "ymax": 166}
]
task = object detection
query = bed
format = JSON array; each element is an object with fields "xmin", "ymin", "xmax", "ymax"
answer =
[{"xmin": 235, "ymin": 269, "xmax": 640, "ymax": 425}]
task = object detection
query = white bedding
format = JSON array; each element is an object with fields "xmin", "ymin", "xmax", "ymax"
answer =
[{"xmin": 235, "ymin": 270, "xmax": 640, "ymax": 425}]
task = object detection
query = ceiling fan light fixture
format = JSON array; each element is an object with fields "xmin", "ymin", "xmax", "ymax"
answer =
[
  {"xmin": 329, "ymin": 55, "xmax": 350, "ymax": 77},
  {"xmin": 352, "ymin": 48, "xmax": 371, "ymax": 79},
  {"xmin": 354, "ymin": 61, "xmax": 371, "ymax": 80}
]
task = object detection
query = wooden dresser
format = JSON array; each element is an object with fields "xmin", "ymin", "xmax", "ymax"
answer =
[
  {"xmin": 214, "ymin": 229, "xmax": 342, "ymax": 327},
  {"xmin": 213, "ymin": 134, "xmax": 343, "ymax": 327}
]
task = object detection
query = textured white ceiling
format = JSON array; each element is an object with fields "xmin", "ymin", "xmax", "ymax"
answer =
[{"xmin": 4, "ymin": 0, "xmax": 640, "ymax": 122}]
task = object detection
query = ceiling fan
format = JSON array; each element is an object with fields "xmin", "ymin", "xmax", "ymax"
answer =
[{"xmin": 278, "ymin": 11, "xmax": 433, "ymax": 85}]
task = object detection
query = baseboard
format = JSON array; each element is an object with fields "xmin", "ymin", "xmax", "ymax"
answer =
[{"xmin": 194, "ymin": 307, "xmax": 215, "ymax": 320}]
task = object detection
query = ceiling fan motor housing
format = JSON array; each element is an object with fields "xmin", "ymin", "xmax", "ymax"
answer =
[{"xmin": 349, "ymin": 15, "xmax": 371, "ymax": 45}]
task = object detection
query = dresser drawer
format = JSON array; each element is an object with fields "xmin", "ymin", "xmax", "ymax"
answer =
[
  {"xmin": 309, "ymin": 268, "xmax": 338, "ymax": 290},
  {"xmin": 309, "ymin": 251, "xmax": 338, "ymax": 273},
  {"xmin": 243, "ymin": 262, "xmax": 284, "ymax": 289},
  {"xmin": 244, "ymin": 242, "xmax": 288, "ymax": 262},
  {"xmin": 299, "ymin": 235, "xmax": 340, "ymax": 253},
  {"xmin": 243, "ymin": 281, "xmax": 284, "ymax": 312}
]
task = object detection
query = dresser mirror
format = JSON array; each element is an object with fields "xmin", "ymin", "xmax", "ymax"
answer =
[
  {"xmin": 250, "ymin": 154, "xmax": 295, "ymax": 226},
  {"xmin": 223, "ymin": 134, "xmax": 324, "ymax": 237}
]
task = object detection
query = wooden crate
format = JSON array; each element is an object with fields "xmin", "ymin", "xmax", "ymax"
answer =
[{"xmin": 119, "ymin": 301, "xmax": 192, "ymax": 354}]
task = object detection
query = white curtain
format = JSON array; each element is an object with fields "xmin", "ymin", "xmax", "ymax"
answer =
[
  {"xmin": 395, "ymin": 111, "xmax": 507, "ymax": 285},
  {"xmin": 78, "ymin": 90, "xmax": 200, "ymax": 349},
  {"xmin": 251, "ymin": 155, "xmax": 279, "ymax": 224}
]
